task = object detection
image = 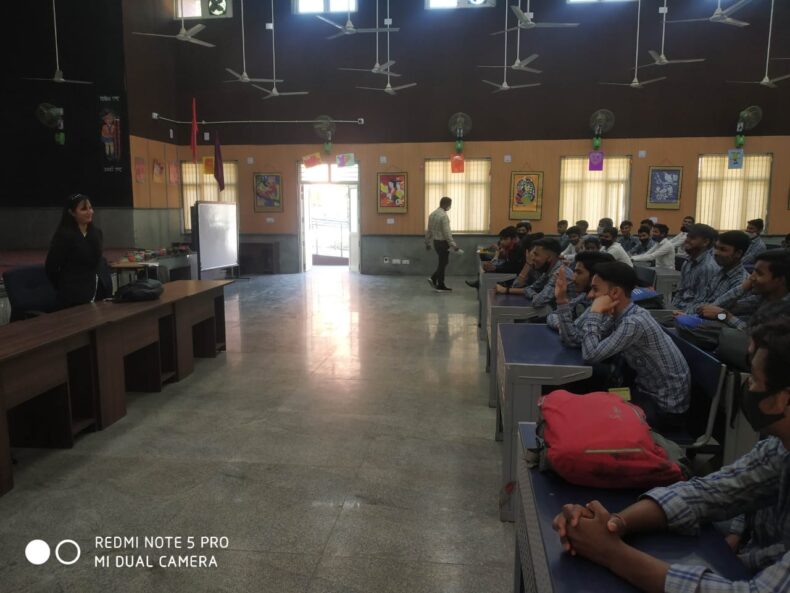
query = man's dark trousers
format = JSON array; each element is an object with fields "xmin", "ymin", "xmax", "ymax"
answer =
[{"xmin": 431, "ymin": 240, "xmax": 450, "ymax": 288}]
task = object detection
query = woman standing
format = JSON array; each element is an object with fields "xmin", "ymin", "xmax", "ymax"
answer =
[{"xmin": 45, "ymin": 194, "xmax": 108, "ymax": 308}]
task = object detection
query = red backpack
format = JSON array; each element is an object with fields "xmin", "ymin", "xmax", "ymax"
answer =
[{"xmin": 536, "ymin": 390, "xmax": 686, "ymax": 489}]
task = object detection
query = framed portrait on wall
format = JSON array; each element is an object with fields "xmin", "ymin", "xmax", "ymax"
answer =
[
  {"xmin": 377, "ymin": 173, "xmax": 407, "ymax": 213},
  {"xmin": 509, "ymin": 172, "xmax": 543, "ymax": 220},
  {"xmin": 647, "ymin": 166, "xmax": 683, "ymax": 210},
  {"xmin": 253, "ymin": 173, "xmax": 283, "ymax": 213}
]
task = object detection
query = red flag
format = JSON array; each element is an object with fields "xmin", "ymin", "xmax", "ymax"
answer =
[
  {"xmin": 213, "ymin": 132, "xmax": 225, "ymax": 191},
  {"xmin": 190, "ymin": 98, "xmax": 198, "ymax": 163},
  {"xmin": 450, "ymin": 153, "xmax": 464, "ymax": 173}
]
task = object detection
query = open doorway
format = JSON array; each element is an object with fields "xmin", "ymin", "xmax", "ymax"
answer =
[{"xmin": 299, "ymin": 163, "xmax": 360, "ymax": 271}]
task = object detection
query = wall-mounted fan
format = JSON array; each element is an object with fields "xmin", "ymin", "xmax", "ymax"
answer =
[
  {"xmin": 36, "ymin": 103, "xmax": 64, "ymax": 128},
  {"xmin": 314, "ymin": 115, "xmax": 336, "ymax": 152},
  {"xmin": 737, "ymin": 105, "xmax": 763, "ymax": 132},
  {"xmin": 448, "ymin": 112, "xmax": 473, "ymax": 139},
  {"xmin": 590, "ymin": 109, "xmax": 615, "ymax": 136}
]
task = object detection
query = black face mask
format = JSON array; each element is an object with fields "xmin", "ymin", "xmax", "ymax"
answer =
[
  {"xmin": 740, "ymin": 384, "xmax": 786, "ymax": 432},
  {"xmin": 600, "ymin": 239, "xmax": 613, "ymax": 248},
  {"xmin": 640, "ymin": 238, "xmax": 650, "ymax": 245}
]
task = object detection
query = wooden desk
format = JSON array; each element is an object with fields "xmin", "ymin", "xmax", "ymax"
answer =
[{"xmin": 0, "ymin": 280, "xmax": 231, "ymax": 495}]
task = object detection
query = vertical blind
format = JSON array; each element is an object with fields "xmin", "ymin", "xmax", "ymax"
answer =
[
  {"xmin": 695, "ymin": 154, "xmax": 772, "ymax": 231},
  {"xmin": 559, "ymin": 156, "xmax": 630, "ymax": 226},
  {"xmin": 181, "ymin": 161, "xmax": 238, "ymax": 231},
  {"xmin": 424, "ymin": 158, "xmax": 491, "ymax": 233}
]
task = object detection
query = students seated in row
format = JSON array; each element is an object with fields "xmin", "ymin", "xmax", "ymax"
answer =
[
  {"xmin": 496, "ymin": 238, "xmax": 575, "ymax": 308},
  {"xmin": 631, "ymin": 223, "xmax": 676, "ymax": 270},
  {"xmin": 671, "ymin": 224, "xmax": 719, "ymax": 313},
  {"xmin": 552, "ymin": 313, "xmax": 790, "ymax": 593},
  {"xmin": 669, "ymin": 215, "xmax": 695, "ymax": 253},
  {"xmin": 596, "ymin": 217, "xmax": 614, "ymax": 235},
  {"xmin": 547, "ymin": 251, "xmax": 615, "ymax": 347},
  {"xmin": 698, "ymin": 250, "xmax": 790, "ymax": 329},
  {"xmin": 698, "ymin": 230, "xmax": 750, "ymax": 304},
  {"xmin": 618, "ymin": 220, "xmax": 639, "ymax": 254},
  {"xmin": 742, "ymin": 218, "xmax": 767, "ymax": 266},
  {"xmin": 600, "ymin": 226, "xmax": 634, "ymax": 267},
  {"xmin": 481, "ymin": 226, "xmax": 525, "ymax": 274},
  {"xmin": 583, "ymin": 235, "xmax": 601, "ymax": 253},
  {"xmin": 560, "ymin": 226, "xmax": 583, "ymax": 263},
  {"xmin": 576, "ymin": 219, "xmax": 590, "ymax": 236},
  {"xmin": 628, "ymin": 225, "xmax": 656, "ymax": 256},
  {"xmin": 557, "ymin": 219, "xmax": 570, "ymax": 249},
  {"xmin": 515, "ymin": 221, "xmax": 531, "ymax": 240},
  {"xmin": 576, "ymin": 262, "xmax": 690, "ymax": 431}
]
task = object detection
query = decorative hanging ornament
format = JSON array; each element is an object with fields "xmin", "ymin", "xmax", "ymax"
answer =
[
  {"xmin": 735, "ymin": 134, "xmax": 745, "ymax": 149},
  {"xmin": 592, "ymin": 135, "xmax": 602, "ymax": 150},
  {"xmin": 455, "ymin": 139, "xmax": 464, "ymax": 153},
  {"xmin": 323, "ymin": 141, "xmax": 332, "ymax": 154}
]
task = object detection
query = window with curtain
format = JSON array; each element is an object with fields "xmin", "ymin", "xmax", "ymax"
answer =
[
  {"xmin": 180, "ymin": 161, "xmax": 239, "ymax": 231},
  {"xmin": 695, "ymin": 154, "xmax": 772, "ymax": 231},
  {"xmin": 559, "ymin": 156, "xmax": 630, "ymax": 226},
  {"xmin": 424, "ymin": 158, "xmax": 490, "ymax": 233}
]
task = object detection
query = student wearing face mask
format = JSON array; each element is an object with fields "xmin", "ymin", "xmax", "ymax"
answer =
[
  {"xmin": 742, "ymin": 218, "xmax": 767, "ymax": 266},
  {"xmin": 631, "ymin": 224, "xmax": 676, "ymax": 270},
  {"xmin": 697, "ymin": 231, "xmax": 750, "ymax": 305},
  {"xmin": 599, "ymin": 226, "xmax": 634, "ymax": 267},
  {"xmin": 596, "ymin": 217, "xmax": 614, "ymax": 236},
  {"xmin": 551, "ymin": 311, "xmax": 790, "ymax": 593},
  {"xmin": 628, "ymin": 225, "xmax": 655, "ymax": 256}
]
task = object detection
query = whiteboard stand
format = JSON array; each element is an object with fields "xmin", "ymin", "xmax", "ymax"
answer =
[{"xmin": 192, "ymin": 202, "xmax": 240, "ymax": 280}]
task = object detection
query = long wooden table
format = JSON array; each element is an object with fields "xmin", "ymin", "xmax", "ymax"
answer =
[{"xmin": 0, "ymin": 280, "xmax": 230, "ymax": 495}]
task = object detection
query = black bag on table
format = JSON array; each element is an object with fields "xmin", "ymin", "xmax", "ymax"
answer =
[{"xmin": 113, "ymin": 279, "xmax": 163, "ymax": 302}]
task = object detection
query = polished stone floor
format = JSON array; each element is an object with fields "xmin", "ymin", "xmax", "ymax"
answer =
[{"xmin": 0, "ymin": 268, "xmax": 512, "ymax": 592}]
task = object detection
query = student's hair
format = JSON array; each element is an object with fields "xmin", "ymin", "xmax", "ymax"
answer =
[
  {"xmin": 566, "ymin": 225, "xmax": 581, "ymax": 237},
  {"xmin": 574, "ymin": 251, "xmax": 615, "ymax": 275},
  {"xmin": 439, "ymin": 196, "xmax": 452, "ymax": 208},
  {"xmin": 755, "ymin": 250, "xmax": 790, "ymax": 290},
  {"xmin": 653, "ymin": 223, "xmax": 669, "ymax": 236},
  {"xmin": 598, "ymin": 218, "xmax": 614, "ymax": 228},
  {"xmin": 58, "ymin": 193, "xmax": 92, "ymax": 231},
  {"xmin": 575, "ymin": 219, "xmax": 589, "ymax": 230},
  {"xmin": 558, "ymin": 219, "xmax": 568, "ymax": 227},
  {"xmin": 637, "ymin": 225, "xmax": 652, "ymax": 235},
  {"xmin": 683, "ymin": 215, "xmax": 696, "ymax": 223},
  {"xmin": 532, "ymin": 237, "xmax": 562, "ymax": 255},
  {"xmin": 523, "ymin": 232, "xmax": 544, "ymax": 250},
  {"xmin": 686, "ymin": 223, "xmax": 718, "ymax": 246},
  {"xmin": 583, "ymin": 236, "xmax": 601, "ymax": 249},
  {"xmin": 592, "ymin": 262, "xmax": 638, "ymax": 297},
  {"xmin": 499, "ymin": 226, "xmax": 518, "ymax": 239},
  {"xmin": 750, "ymin": 313, "xmax": 790, "ymax": 395},
  {"xmin": 620, "ymin": 220, "xmax": 633, "ymax": 229},
  {"xmin": 747, "ymin": 218, "xmax": 765, "ymax": 232},
  {"xmin": 515, "ymin": 221, "xmax": 532, "ymax": 231},
  {"xmin": 640, "ymin": 218, "xmax": 654, "ymax": 228},
  {"xmin": 717, "ymin": 230, "xmax": 750, "ymax": 255},
  {"xmin": 601, "ymin": 226, "xmax": 618, "ymax": 239}
]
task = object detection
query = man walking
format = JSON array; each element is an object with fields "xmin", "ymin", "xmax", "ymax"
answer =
[{"xmin": 425, "ymin": 196, "xmax": 458, "ymax": 292}]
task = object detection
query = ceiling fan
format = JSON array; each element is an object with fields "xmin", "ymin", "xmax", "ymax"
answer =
[
  {"xmin": 482, "ymin": 0, "xmax": 540, "ymax": 92},
  {"xmin": 728, "ymin": 0, "xmax": 790, "ymax": 88},
  {"xmin": 225, "ymin": 0, "xmax": 280, "ymax": 84},
  {"xmin": 642, "ymin": 0, "xmax": 705, "ymax": 68},
  {"xmin": 252, "ymin": 0, "xmax": 308, "ymax": 100},
  {"xmin": 316, "ymin": 3, "xmax": 399, "ymax": 40},
  {"xmin": 480, "ymin": 1, "xmax": 541, "ymax": 73},
  {"xmin": 357, "ymin": 1, "xmax": 415, "ymax": 94},
  {"xmin": 667, "ymin": 0, "xmax": 753, "ymax": 28},
  {"xmin": 492, "ymin": 1, "xmax": 579, "ymax": 35},
  {"xmin": 133, "ymin": 0, "xmax": 215, "ymax": 47},
  {"xmin": 600, "ymin": 0, "xmax": 666, "ymax": 89},
  {"xmin": 338, "ymin": 0, "xmax": 400, "ymax": 77},
  {"xmin": 24, "ymin": 0, "xmax": 93, "ymax": 84}
]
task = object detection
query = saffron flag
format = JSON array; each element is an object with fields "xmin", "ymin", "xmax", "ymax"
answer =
[
  {"xmin": 214, "ymin": 132, "xmax": 225, "ymax": 191},
  {"xmin": 302, "ymin": 152, "xmax": 322, "ymax": 168},
  {"xmin": 450, "ymin": 153, "xmax": 464, "ymax": 173},
  {"xmin": 191, "ymin": 98, "xmax": 198, "ymax": 163}
]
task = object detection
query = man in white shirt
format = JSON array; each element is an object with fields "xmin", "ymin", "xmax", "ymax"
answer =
[
  {"xmin": 425, "ymin": 196, "xmax": 458, "ymax": 292},
  {"xmin": 631, "ymin": 223, "xmax": 676, "ymax": 270},
  {"xmin": 669, "ymin": 215, "xmax": 695, "ymax": 254},
  {"xmin": 560, "ymin": 225, "xmax": 583, "ymax": 264},
  {"xmin": 599, "ymin": 226, "xmax": 633, "ymax": 267}
]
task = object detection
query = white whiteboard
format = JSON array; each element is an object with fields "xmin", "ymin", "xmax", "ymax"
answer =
[{"xmin": 196, "ymin": 202, "xmax": 238, "ymax": 272}]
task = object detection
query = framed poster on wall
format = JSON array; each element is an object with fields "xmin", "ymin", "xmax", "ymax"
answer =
[
  {"xmin": 253, "ymin": 173, "xmax": 283, "ymax": 212},
  {"xmin": 377, "ymin": 173, "xmax": 407, "ymax": 213},
  {"xmin": 509, "ymin": 172, "xmax": 543, "ymax": 220},
  {"xmin": 647, "ymin": 166, "xmax": 682, "ymax": 210}
]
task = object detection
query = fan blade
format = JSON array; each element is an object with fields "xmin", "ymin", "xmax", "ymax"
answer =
[
  {"xmin": 492, "ymin": 87, "xmax": 507, "ymax": 94},
  {"xmin": 514, "ymin": 66, "xmax": 541, "ymax": 74},
  {"xmin": 666, "ymin": 18, "xmax": 708, "ymax": 24},
  {"xmin": 391, "ymin": 83, "xmax": 417, "ymax": 91},
  {"xmin": 61, "ymin": 78, "xmax": 93, "ymax": 84},
  {"xmin": 517, "ymin": 54, "xmax": 539, "ymax": 66},
  {"xmin": 133, "ymin": 32, "xmax": 176, "ymax": 38},
  {"xmin": 356, "ymin": 86, "xmax": 385, "ymax": 91},
  {"xmin": 225, "ymin": 68, "xmax": 242, "ymax": 78},
  {"xmin": 353, "ymin": 27, "xmax": 400, "ymax": 33},
  {"xmin": 726, "ymin": 80, "xmax": 760, "ymax": 84},
  {"xmin": 379, "ymin": 60, "xmax": 395, "ymax": 70},
  {"xmin": 599, "ymin": 81, "xmax": 634, "ymax": 86},
  {"xmin": 477, "ymin": 65, "xmax": 503, "ymax": 69},
  {"xmin": 721, "ymin": 0, "xmax": 752, "ymax": 17},
  {"xmin": 338, "ymin": 67, "xmax": 369, "ymax": 72},
  {"xmin": 186, "ymin": 24, "xmax": 206, "ymax": 35},
  {"xmin": 508, "ymin": 83, "xmax": 541, "ymax": 89},
  {"xmin": 648, "ymin": 50, "xmax": 660, "ymax": 62},
  {"xmin": 770, "ymin": 73, "xmax": 790, "ymax": 84},
  {"xmin": 316, "ymin": 15, "xmax": 345, "ymax": 30},
  {"xmin": 532, "ymin": 22, "xmax": 579, "ymax": 28},
  {"xmin": 186, "ymin": 37, "xmax": 215, "ymax": 47},
  {"xmin": 481, "ymin": 80, "xmax": 502, "ymax": 88},
  {"xmin": 327, "ymin": 32, "xmax": 348, "ymax": 39},
  {"xmin": 490, "ymin": 27, "xmax": 518, "ymax": 36},
  {"xmin": 510, "ymin": 6, "xmax": 527, "ymax": 20},
  {"xmin": 639, "ymin": 77, "xmax": 667, "ymax": 85},
  {"xmin": 668, "ymin": 58, "xmax": 706, "ymax": 64},
  {"xmin": 251, "ymin": 84, "xmax": 273, "ymax": 94},
  {"xmin": 275, "ymin": 91, "xmax": 309, "ymax": 96},
  {"xmin": 719, "ymin": 17, "xmax": 749, "ymax": 27}
]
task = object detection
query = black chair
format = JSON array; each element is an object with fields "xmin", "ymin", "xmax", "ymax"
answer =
[
  {"xmin": 664, "ymin": 330, "xmax": 727, "ymax": 453},
  {"xmin": 633, "ymin": 265, "xmax": 657, "ymax": 288},
  {"xmin": 2, "ymin": 265, "xmax": 59, "ymax": 322}
]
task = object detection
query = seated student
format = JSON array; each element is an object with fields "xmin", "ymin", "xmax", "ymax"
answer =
[
  {"xmin": 552, "ymin": 313, "xmax": 790, "ymax": 593},
  {"xmin": 698, "ymin": 250, "xmax": 790, "ymax": 329},
  {"xmin": 742, "ymin": 218, "xmax": 767, "ymax": 266},
  {"xmin": 576, "ymin": 219, "xmax": 590, "ymax": 237},
  {"xmin": 629, "ymin": 225, "xmax": 656, "ymax": 256},
  {"xmin": 496, "ymin": 238, "xmax": 575, "ymax": 308},
  {"xmin": 669, "ymin": 215, "xmax": 695, "ymax": 253},
  {"xmin": 516, "ymin": 221, "xmax": 531, "ymax": 239},
  {"xmin": 583, "ymin": 235, "xmax": 601, "ymax": 252},
  {"xmin": 561, "ymin": 226, "xmax": 584, "ymax": 263},
  {"xmin": 699, "ymin": 230, "xmax": 750, "ymax": 304},
  {"xmin": 600, "ymin": 226, "xmax": 634, "ymax": 267},
  {"xmin": 631, "ymin": 223, "xmax": 676, "ymax": 270},
  {"xmin": 597, "ymin": 217, "xmax": 615, "ymax": 235},
  {"xmin": 482, "ymin": 226, "xmax": 525, "ymax": 274},
  {"xmin": 577, "ymin": 262, "xmax": 690, "ymax": 431},
  {"xmin": 557, "ymin": 219, "xmax": 570, "ymax": 249},
  {"xmin": 671, "ymin": 224, "xmax": 719, "ymax": 314},
  {"xmin": 640, "ymin": 218, "xmax": 655, "ymax": 230},
  {"xmin": 618, "ymin": 220, "xmax": 639, "ymax": 254},
  {"xmin": 547, "ymin": 251, "xmax": 615, "ymax": 347}
]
